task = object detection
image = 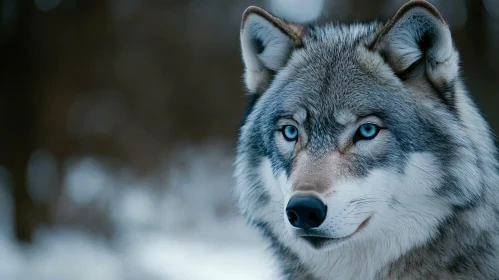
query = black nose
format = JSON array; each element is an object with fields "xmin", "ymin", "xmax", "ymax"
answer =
[{"xmin": 286, "ymin": 195, "xmax": 327, "ymax": 229}]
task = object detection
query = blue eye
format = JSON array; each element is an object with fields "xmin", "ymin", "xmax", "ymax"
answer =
[
  {"xmin": 357, "ymin": 124, "xmax": 380, "ymax": 141},
  {"xmin": 282, "ymin": 125, "xmax": 298, "ymax": 141}
]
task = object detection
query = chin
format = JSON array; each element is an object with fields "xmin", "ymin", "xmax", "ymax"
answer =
[{"xmin": 294, "ymin": 216, "xmax": 372, "ymax": 251}]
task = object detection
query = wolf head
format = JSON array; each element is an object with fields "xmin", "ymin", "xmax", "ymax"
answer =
[{"xmin": 234, "ymin": 0, "xmax": 493, "ymax": 258}]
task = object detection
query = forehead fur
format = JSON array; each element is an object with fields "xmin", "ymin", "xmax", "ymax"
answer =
[
  {"xmin": 304, "ymin": 23, "xmax": 383, "ymax": 46},
  {"xmin": 265, "ymin": 22, "xmax": 406, "ymax": 118}
]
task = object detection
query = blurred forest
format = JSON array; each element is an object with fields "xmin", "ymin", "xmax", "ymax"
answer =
[{"xmin": 0, "ymin": 0, "xmax": 498, "ymax": 279}]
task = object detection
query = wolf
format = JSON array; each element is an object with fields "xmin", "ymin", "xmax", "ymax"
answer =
[{"xmin": 233, "ymin": 0, "xmax": 499, "ymax": 279}]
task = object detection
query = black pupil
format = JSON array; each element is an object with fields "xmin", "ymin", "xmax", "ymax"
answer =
[
  {"xmin": 364, "ymin": 125, "xmax": 373, "ymax": 133},
  {"xmin": 286, "ymin": 127, "xmax": 295, "ymax": 138}
]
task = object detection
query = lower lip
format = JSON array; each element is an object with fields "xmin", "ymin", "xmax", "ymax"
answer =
[{"xmin": 300, "ymin": 216, "xmax": 372, "ymax": 249}]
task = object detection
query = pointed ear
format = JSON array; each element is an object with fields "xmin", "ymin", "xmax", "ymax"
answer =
[
  {"xmin": 369, "ymin": 0, "xmax": 459, "ymax": 104},
  {"xmin": 240, "ymin": 6, "xmax": 305, "ymax": 94}
]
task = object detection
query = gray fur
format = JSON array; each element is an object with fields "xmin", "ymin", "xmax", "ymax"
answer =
[{"xmin": 234, "ymin": 1, "xmax": 499, "ymax": 279}]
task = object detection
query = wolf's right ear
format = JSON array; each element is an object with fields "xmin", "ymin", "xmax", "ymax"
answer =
[{"xmin": 240, "ymin": 6, "xmax": 304, "ymax": 94}]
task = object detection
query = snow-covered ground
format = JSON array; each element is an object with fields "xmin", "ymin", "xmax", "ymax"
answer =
[{"xmin": 0, "ymin": 143, "xmax": 277, "ymax": 280}]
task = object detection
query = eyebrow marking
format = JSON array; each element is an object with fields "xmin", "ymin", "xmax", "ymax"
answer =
[
  {"xmin": 293, "ymin": 108, "xmax": 307, "ymax": 123},
  {"xmin": 334, "ymin": 109, "xmax": 356, "ymax": 125}
]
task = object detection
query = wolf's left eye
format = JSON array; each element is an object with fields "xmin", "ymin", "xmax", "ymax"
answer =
[
  {"xmin": 282, "ymin": 125, "xmax": 298, "ymax": 141},
  {"xmin": 355, "ymin": 123, "xmax": 380, "ymax": 141}
]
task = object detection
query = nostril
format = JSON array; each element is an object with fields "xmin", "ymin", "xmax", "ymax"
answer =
[
  {"xmin": 308, "ymin": 205, "xmax": 327, "ymax": 222},
  {"xmin": 287, "ymin": 210, "xmax": 299, "ymax": 224},
  {"xmin": 308, "ymin": 212, "xmax": 319, "ymax": 221}
]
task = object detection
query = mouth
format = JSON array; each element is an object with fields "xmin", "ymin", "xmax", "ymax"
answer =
[{"xmin": 298, "ymin": 216, "xmax": 372, "ymax": 250}]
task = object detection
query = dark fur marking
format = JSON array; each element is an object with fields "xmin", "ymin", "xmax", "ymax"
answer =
[
  {"xmin": 253, "ymin": 37, "xmax": 265, "ymax": 54},
  {"xmin": 394, "ymin": 59, "xmax": 422, "ymax": 81}
]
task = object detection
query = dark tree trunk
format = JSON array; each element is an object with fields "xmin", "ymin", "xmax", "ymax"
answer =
[{"xmin": 0, "ymin": 0, "xmax": 39, "ymax": 243}]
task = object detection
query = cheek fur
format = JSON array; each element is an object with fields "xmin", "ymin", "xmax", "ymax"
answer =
[
  {"xmin": 260, "ymin": 157, "xmax": 292, "ymax": 202},
  {"xmin": 275, "ymin": 133, "xmax": 296, "ymax": 156}
]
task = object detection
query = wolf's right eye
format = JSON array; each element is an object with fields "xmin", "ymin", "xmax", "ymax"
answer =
[
  {"xmin": 282, "ymin": 125, "xmax": 298, "ymax": 141},
  {"xmin": 354, "ymin": 123, "xmax": 380, "ymax": 142}
]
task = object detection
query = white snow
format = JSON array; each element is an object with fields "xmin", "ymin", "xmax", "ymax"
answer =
[{"xmin": 0, "ymin": 144, "xmax": 276, "ymax": 280}]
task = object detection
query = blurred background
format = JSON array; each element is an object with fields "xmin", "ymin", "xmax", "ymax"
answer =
[{"xmin": 0, "ymin": 0, "xmax": 497, "ymax": 279}]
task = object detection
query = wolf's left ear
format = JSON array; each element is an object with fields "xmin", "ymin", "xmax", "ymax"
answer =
[
  {"xmin": 240, "ymin": 6, "xmax": 304, "ymax": 94},
  {"xmin": 369, "ymin": 0, "xmax": 459, "ymax": 103}
]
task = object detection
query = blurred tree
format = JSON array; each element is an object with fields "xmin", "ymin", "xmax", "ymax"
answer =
[
  {"xmin": 0, "ymin": 0, "xmax": 42, "ymax": 243},
  {"xmin": 455, "ymin": 0, "xmax": 499, "ymax": 129}
]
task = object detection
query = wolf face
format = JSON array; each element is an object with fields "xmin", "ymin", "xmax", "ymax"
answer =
[{"xmin": 234, "ymin": 1, "xmax": 499, "ymax": 279}]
